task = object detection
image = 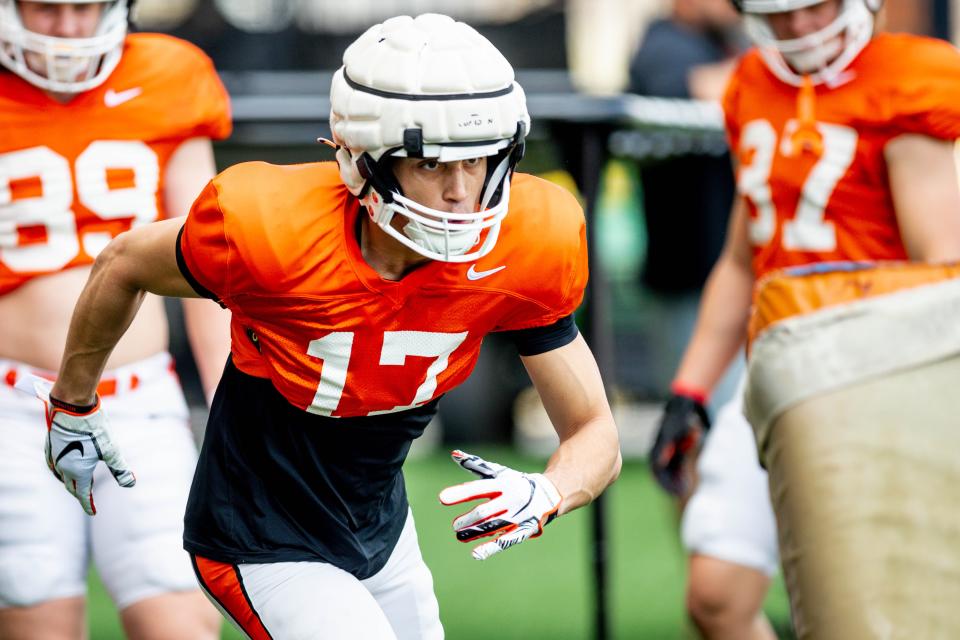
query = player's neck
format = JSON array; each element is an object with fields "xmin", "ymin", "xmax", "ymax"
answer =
[{"xmin": 358, "ymin": 215, "xmax": 432, "ymax": 281}]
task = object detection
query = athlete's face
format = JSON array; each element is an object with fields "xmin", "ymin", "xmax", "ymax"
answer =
[
  {"xmin": 18, "ymin": 1, "xmax": 106, "ymax": 80},
  {"xmin": 392, "ymin": 157, "xmax": 488, "ymax": 218},
  {"xmin": 766, "ymin": 0, "xmax": 842, "ymax": 40},
  {"xmin": 18, "ymin": 2, "xmax": 105, "ymax": 38}
]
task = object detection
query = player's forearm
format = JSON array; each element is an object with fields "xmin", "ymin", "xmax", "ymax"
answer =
[
  {"xmin": 545, "ymin": 414, "xmax": 621, "ymax": 515},
  {"xmin": 52, "ymin": 240, "xmax": 148, "ymax": 405},
  {"xmin": 522, "ymin": 335, "xmax": 622, "ymax": 515},
  {"xmin": 673, "ymin": 253, "xmax": 753, "ymax": 395},
  {"xmin": 182, "ymin": 297, "xmax": 232, "ymax": 404}
]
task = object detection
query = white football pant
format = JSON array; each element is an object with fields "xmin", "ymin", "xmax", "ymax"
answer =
[
  {"xmin": 193, "ymin": 509, "xmax": 443, "ymax": 640},
  {"xmin": 0, "ymin": 352, "xmax": 201, "ymax": 610},
  {"xmin": 681, "ymin": 379, "xmax": 779, "ymax": 577}
]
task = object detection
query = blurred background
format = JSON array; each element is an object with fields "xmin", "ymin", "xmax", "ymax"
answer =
[{"xmin": 101, "ymin": 1, "xmax": 957, "ymax": 638}]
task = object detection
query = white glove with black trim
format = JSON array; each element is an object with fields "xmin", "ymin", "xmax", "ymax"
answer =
[
  {"xmin": 15, "ymin": 374, "xmax": 136, "ymax": 515},
  {"xmin": 438, "ymin": 449, "xmax": 562, "ymax": 560}
]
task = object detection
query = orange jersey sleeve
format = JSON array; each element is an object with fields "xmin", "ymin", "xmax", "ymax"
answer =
[
  {"xmin": 722, "ymin": 56, "xmax": 747, "ymax": 154},
  {"xmin": 179, "ymin": 161, "xmax": 350, "ymax": 303},
  {"xmin": 178, "ymin": 164, "xmax": 589, "ymax": 415},
  {"xmin": 721, "ymin": 34, "xmax": 960, "ymax": 281},
  {"xmin": 877, "ymin": 34, "xmax": 960, "ymax": 140},
  {"xmin": 488, "ymin": 173, "xmax": 589, "ymax": 331},
  {"xmin": 0, "ymin": 33, "xmax": 231, "ymax": 295},
  {"xmin": 178, "ymin": 178, "xmax": 229, "ymax": 301}
]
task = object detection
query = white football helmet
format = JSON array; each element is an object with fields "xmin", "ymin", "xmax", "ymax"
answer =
[
  {"xmin": 0, "ymin": 0, "xmax": 130, "ymax": 93},
  {"xmin": 733, "ymin": 0, "xmax": 883, "ymax": 86},
  {"xmin": 329, "ymin": 13, "xmax": 530, "ymax": 263}
]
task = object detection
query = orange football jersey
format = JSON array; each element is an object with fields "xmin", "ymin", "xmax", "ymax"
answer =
[
  {"xmin": 0, "ymin": 33, "xmax": 231, "ymax": 295},
  {"xmin": 724, "ymin": 33, "xmax": 960, "ymax": 280},
  {"xmin": 179, "ymin": 162, "xmax": 588, "ymax": 416}
]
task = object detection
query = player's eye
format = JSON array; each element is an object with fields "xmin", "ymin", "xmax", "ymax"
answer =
[
  {"xmin": 463, "ymin": 157, "xmax": 483, "ymax": 168},
  {"xmin": 418, "ymin": 160, "xmax": 440, "ymax": 171}
]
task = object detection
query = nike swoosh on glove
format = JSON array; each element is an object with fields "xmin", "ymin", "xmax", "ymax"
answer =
[
  {"xmin": 438, "ymin": 449, "xmax": 561, "ymax": 560},
  {"xmin": 15, "ymin": 374, "xmax": 135, "ymax": 515}
]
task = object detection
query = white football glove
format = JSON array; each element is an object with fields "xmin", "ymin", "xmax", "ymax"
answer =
[
  {"xmin": 438, "ymin": 449, "xmax": 562, "ymax": 560},
  {"xmin": 15, "ymin": 374, "xmax": 135, "ymax": 515}
]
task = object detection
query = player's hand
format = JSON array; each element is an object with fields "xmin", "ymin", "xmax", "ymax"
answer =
[
  {"xmin": 15, "ymin": 374, "xmax": 135, "ymax": 515},
  {"xmin": 649, "ymin": 393, "xmax": 710, "ymax": 497},
  {"xmin": 438, "ymin": 449, "xmax": 561, "ymax": 560}
]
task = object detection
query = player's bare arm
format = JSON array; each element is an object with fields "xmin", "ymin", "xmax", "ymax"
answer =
[
  {"xmin": 163, "ymin": 136, "xmax": 231, "ymax": 402},
  {"xmin": 649, "ymin": 196, "xmax": 753, "ymax": 495},
  {"xmin": 885, "ymin": 134, "xmax": 960, "ymax": 263},
  {"xmin": 672, "ymin": 196, "xmax": 754, "ymax": 394},
  {"xmin": 522, "ymin": 334, "xmax": 621, "ymax": 513},
  {"xmin": 51, "ymin": 219, "xmax": 197, "ymax": 405}
]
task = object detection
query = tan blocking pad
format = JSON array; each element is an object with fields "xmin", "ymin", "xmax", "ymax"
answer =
[
  {"xmin": 745, "ymin": 277, "xmax": 960, "ymax": 455},
  {"xmin": 766, "ymin": 357, "xmax": 960, "ymax": 640},
  {"xmin": 748, "ymin": 262, "xmax": 960, "ymax": 348}
]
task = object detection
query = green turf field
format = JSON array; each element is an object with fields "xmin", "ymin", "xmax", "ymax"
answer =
[{"xmin": 87, "ymin": 448, "xmax": 792, "ymax": 639}]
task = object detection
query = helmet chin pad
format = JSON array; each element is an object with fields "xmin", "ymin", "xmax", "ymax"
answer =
[
  {"xmin": 782, "ymin": 34, "xmax": 844, "ymax": 72},
  {"xmin": 354, "ymin": 150, "xmax": 515, "ymax": 263},
  {"xmin": 402, "ymin": 218, "xmax": 481, "ymax": 257}
]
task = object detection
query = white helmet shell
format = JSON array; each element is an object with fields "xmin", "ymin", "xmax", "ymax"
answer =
[
  {"xmin": 738, "ymin": 0, "xmax": 881, "ymax": 87},
  {"xmin": 0, "ymin": 0, "xmax": 129, "ymax": 93},
  {"xmin": 329, "ymin": 13, "xmax": 530, "ymax": 263}
]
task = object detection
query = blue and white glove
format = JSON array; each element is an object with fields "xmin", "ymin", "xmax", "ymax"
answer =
[
  {"xmin": 438, "ymin": 450, "xmax": 561, "ymax": 560},
  {"xmin": 15, "ymin": 374, "xmax": 135, "ymax": 515}
]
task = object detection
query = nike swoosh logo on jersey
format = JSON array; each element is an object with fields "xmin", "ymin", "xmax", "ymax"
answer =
[
  {"xmin": 466, "ymin": 264, "xmax": 506, "ymax": 281},
  {"xmin": 55, "ymin": 440, "xmax": 84, "ymax": 464},
  {"xmin": 104, "ymin": 87, "xmax": 142, "ymax": 107}
]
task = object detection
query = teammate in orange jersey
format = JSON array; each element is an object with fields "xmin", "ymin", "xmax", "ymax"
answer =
[
  {"xmin": 648, "ymin": 0, "xmax": 960, "ymax": 638},
  {"xmin": 0, "ymin": 1, "xmax": 231, "ymax": 638},
  {"xmin": 36, "ymin": 13, "xmax": 621, "ymax": 639}
]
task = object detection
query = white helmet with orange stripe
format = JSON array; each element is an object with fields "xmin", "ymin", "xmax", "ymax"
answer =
[
  {"xmin": 0, "ymin": 0, "xmax": 132, "ymax": 93},
  {"xmin": 732, "ymin": 0, "xmax": 883, "ymax": 86}
]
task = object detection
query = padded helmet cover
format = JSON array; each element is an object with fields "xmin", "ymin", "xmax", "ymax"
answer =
[{"xmin": 328, "ymin": 14, "xmax": 530, "ymax": 262}]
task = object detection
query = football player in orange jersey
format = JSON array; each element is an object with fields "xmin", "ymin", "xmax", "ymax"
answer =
[
  {"xmin": 0, "ymin": 1, "xmax": 231, "ymax": 639},
  {"xmin": 35, "ymin": 13, "xmax": 621, "ymax": 639},
  {"xmin": 648, "ymin": 0, "xmax": 960, "ymax": 638}
]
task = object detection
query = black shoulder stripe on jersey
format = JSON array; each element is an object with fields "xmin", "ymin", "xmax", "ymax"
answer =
[
  {"xmin": 176, "ymin": 225, "xmax": 223, "ymax": 306},
  {"xmin": 501, "ymin": 314, "xmax": 579, "ymax": 357}
]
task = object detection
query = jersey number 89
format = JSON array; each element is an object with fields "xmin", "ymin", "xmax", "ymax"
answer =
[{"xmin": 0, "ymin": 142, "xmax": 160, "ymax": 272}]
